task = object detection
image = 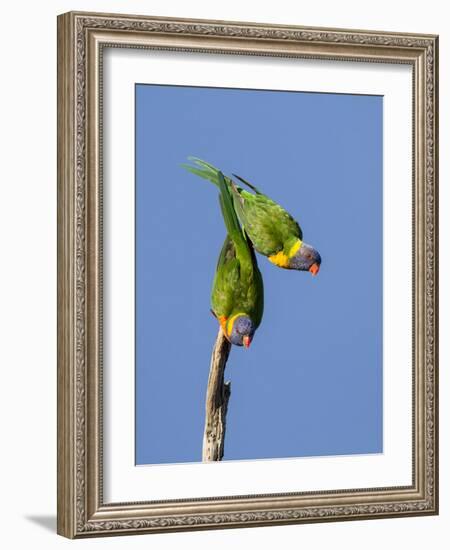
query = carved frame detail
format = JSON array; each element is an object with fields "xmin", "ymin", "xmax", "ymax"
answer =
[{"xmin": 57, "ymin": 11, "xmax": 438, "ymax": 538}]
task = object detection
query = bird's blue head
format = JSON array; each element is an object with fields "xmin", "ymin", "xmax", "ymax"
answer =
[
  {"xmin": 228, "ymin": 315, "xmax": 256, "ymax": 348},
  {"xmin": 289, "ymin": 242, "xmax": 322, "ymax": 275}
]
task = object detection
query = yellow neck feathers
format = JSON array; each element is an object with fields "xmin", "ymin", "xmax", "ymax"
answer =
[
  {"xmin": 268, "ymin": 239, "xmax": 302, "ymax": 268},
  {"xmin": 226, "ymin": 312, "xmax": 246, "ymax": 336}
]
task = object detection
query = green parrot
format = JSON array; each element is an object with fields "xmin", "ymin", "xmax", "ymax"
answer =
[
  {"xmin": 183, "ymin": 157, "xmax": 321, "ymax": 275},
  {"xmin": 211, "ymin": 171, "xmax": 264, "ymax": 348}
]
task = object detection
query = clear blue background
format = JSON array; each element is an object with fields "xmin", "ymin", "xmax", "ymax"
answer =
[{"xmin": 135, "ymin": 84, "xmax": 383, "ymax": 465}]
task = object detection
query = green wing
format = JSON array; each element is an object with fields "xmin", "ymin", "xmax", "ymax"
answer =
[
  {"xmin": 217, "ymin": 171, "xmax": 251, "ymax": 269},
  {"xmin": 230, "ymin": 174, "xmax": 303, "ymax": 256},
  {"xmin": 211, "ymin": 237, "xmax": 264, "ymax": 328},
  {"xmin": 247, "ymin": 245, "xmax": 264, "ymax": 328},
  {"xmin": 211, "ymin": 236, "xmax": 240, "ymax": 319}
]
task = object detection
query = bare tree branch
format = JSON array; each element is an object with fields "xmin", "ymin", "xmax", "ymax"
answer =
[{"xmin": 202, "ymin": 329, "xmax": 232, "ymax": 461}]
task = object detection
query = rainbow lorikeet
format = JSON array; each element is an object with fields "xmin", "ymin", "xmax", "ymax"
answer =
[
  {"xmin": 211, "ymin": 171, "xmax": 264, "ymax": 348},
  {"xmin": 183, "ymin": 157, "xmax": 321, "ymax": 275}
]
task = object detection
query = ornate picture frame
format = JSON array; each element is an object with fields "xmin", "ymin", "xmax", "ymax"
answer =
[{"xmin": 57, "ymin": 11, "xmax": 438, "ymax": 538}]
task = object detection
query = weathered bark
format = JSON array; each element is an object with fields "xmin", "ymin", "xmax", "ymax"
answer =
[{"xmin": 202, "ymin": 329, "xmax": 232, "ymax": 461}]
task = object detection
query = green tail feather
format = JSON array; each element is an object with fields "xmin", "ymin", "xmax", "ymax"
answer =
[
  {"xmin": 187, "ymin": 156, "xmax": 220, "ymax": 172},
  {"xmin": 181, "ymin": 157, "xmax": 242, "ymax": 191},
  {"xmin": 217, "ymin": 171, "xmax": 251, "ymax": 261},
  {"xmin": 182, "ymin": 158, "xmax": 250, "ymax": 242},
  {"xmin": 180, "ymin": 164, "xmax": 219, "ymax": 186},
  {"xmin": 217, "ymin": 171, "xmax": 241, "ymax": 241}
]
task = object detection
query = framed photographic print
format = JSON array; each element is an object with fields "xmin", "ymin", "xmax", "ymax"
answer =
[{"xmin": 57, "ymin": 11, "xmax": 439, "ymax": 538}]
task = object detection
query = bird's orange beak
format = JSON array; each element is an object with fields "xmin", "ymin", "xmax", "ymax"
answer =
[
  {"xmin": 243, "ymin": 336, "xmax": 252, "ymax": 348},
  {"xmin": 309, "ymin": 263, "xmax": 320, "ymax": 276}
]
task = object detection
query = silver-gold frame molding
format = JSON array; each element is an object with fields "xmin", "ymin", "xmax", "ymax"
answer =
[{"xmin": 57, "ymin": 11, "xmax": 439, "ymax": 539}]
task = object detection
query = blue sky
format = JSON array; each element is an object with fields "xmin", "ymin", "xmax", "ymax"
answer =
[{"xmin": 135, "ymin": 84, "xmax": 383, "ymax": 465}]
